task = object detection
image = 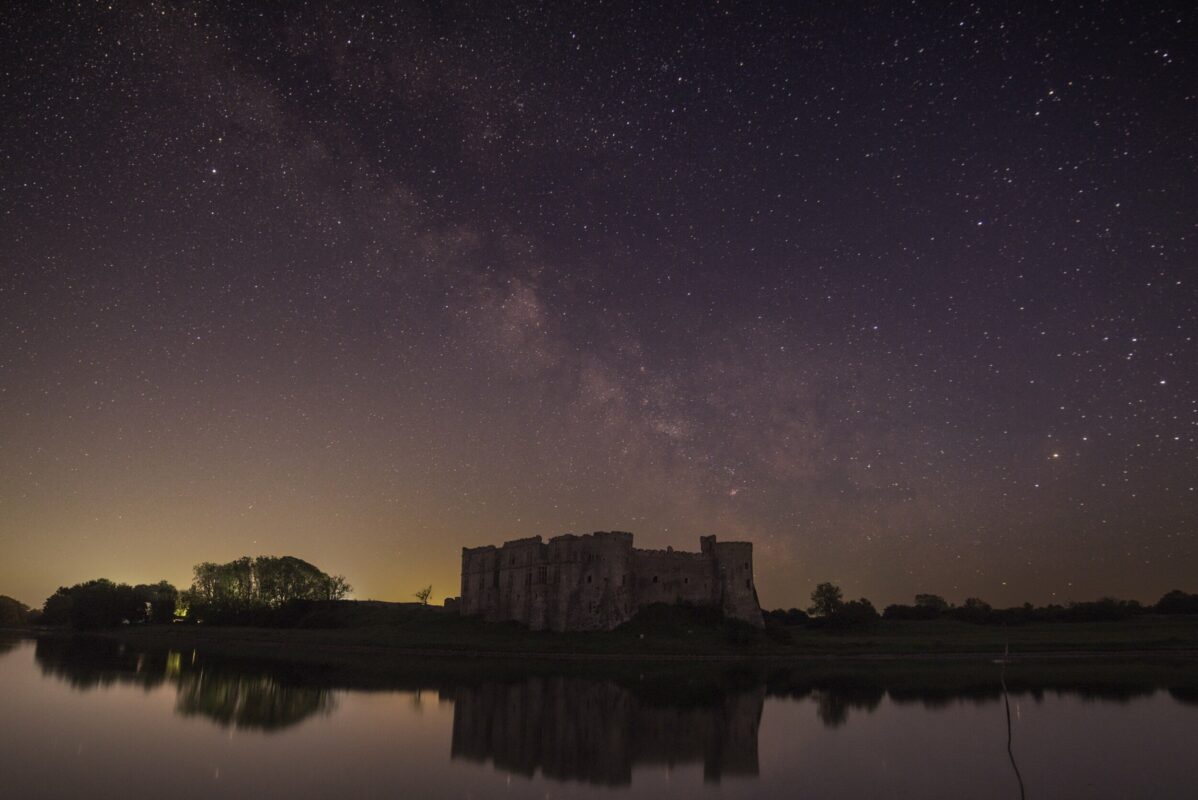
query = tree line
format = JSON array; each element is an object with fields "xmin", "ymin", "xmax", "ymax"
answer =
[
  {"xmin": 16, "ymin": 555, "xmax": 351, "ymax": 630},
  {"xmin": 186, "ymin": 556, "xmax": 350, "ymax": 616},
  {"xmin": 764, "ymin": 584, "xmax": 1198, "ymax": 629}
]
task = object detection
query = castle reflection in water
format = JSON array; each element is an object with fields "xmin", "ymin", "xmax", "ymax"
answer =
[{"xmin": 450, "ymin": 676, "xmax": 762, "ymax": 785}]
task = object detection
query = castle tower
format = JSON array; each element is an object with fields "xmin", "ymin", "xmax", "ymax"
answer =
[{"xmin": 710, "ymin": 539, "xmax": 763, "ymax": 628}]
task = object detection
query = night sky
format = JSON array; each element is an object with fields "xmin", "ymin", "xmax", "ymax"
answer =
[{"xmin": 2, "ymin": 2, "xmax": 1194, "ymax": 610}]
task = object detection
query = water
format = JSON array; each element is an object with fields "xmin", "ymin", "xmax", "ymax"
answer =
[{"xmin": 1, "ymin": 633, "xmax": 1196, "ymax": 798}]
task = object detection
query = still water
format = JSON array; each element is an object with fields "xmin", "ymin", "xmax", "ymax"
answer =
[{"xmin": 1, "ymin": 633, "xmax": 1196, "ymax": 798}]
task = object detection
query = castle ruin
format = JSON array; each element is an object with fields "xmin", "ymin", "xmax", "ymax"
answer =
[{"xmin": 459, "ymin": 532, "xmax": 763, "ymax": 631}]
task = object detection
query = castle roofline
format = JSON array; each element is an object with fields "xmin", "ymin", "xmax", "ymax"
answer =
[
  {"xmin": 500, "ymin": 535, "xmax": 544, "ymax": 547},
  {"xmin": 548, "ymin": 530, "xmax": 632, "ymax": 545}
]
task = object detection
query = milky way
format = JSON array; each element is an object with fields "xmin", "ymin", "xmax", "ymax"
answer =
[{"xmin": 1, "ymin": 2, "xmax": 1194, "ymax": 609}]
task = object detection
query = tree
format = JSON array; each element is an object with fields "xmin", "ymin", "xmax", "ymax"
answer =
[
  {"xmin": 0, "ymin": 595, "xmax": 31, "ymax": 626},
  {"xmin": 182, "ymin": 555, "xmax": 352, "ymax": 622},
  {"xmin": 882, "ymin": 604, "xmax": 923, "ymax": 620},
  {"xmin": 413, "ymin": 585, "xmax": 432, "ymax": 605},
  {"xmin": 765, "ymin": 607, "xmax": 809, "ymax": 626},
  {"xmin": 834, "ymin": 598, "xmax": 880, "ymax": 626},
  {"xmin": 41, "ymin": 579, "xmax": 152, "ymax": 629},
  {"xmin": 1156, "ymin": 590, "xmax": 1198, "ymax": 615},
  {"xmin": 808, "ymin": 583, "xmax": 844, "ymax": 617},
  {"xmin": 134, "ymin": 581, "xmax": 179, "ymax": 624},
  {"xmin": 41, "ymin": 587, "xmax": 74, "ymax": 626},
  {"xmin": 963, "ymin": 597, "xmax": 991, "ymax": 613},
  {"xmin": 254, "ymin": 556, "xmax": 349, "ymax": 606},
  {"xmin": 914, "ymin": 594, "xmax": 949, "ymax": 614},
  {"xmin": 324, "ymin": 574, "xmax": 352, "ymax": 601},
  {"xmin": 953, "ymin": 597, "xmax": 993, "ymax": 624}
]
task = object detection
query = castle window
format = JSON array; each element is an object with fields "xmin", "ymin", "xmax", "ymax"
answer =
[
  {"xmin": 538, "ymin": 566, "xmax": 547, "ymax": 584},
  {"xmin": 587, "ymin": 574, "xmax": 592, "ymax": 584},
  {"xmin": 621, "ymin": 575, "xmax": 626, "ymax": 586},
  {"xmin": 684, "ymin": 577, "xmax": 688, "ymax": 584},
  {"xmin": 744, "ymin": 562, "xmax": 749, "ymax": 570},
  {"xmin": 746, "ymin": 579, "xmax": 751, "ymax": 589},
  {"xmin": 653, "ymin": 576, "xmax": 658, "ymax": 584}
]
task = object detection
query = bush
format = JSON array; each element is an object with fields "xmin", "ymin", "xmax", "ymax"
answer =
[
  {"xmin": 764, "ymin": 607, "xmax": 809, "ymax": 627},
  {"xmin": 1156, "ymin": 590, "xmax": 1198, "ymax": 615},
  {"xmin": 821, "ymin": 598, "xmax": 879, "ymax": 629},
  {"xmin": 882, "ymin": 604, "xmax": 939, "ymax": 621}
]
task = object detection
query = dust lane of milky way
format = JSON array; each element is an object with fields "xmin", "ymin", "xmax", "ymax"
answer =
[{"xmin": 0, "ymin": 2, "xmax": 1193, "ymax": 610}]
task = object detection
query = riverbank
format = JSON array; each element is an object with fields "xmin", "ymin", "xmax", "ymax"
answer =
[{"xmin": 18, "ymin": 603, "xmax": 1198, "ymax": 665}]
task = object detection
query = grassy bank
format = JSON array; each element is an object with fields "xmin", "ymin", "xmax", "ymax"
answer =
[{"xmin": 52, "ymin": 601, "xmax": 1198, "ymax": 662}]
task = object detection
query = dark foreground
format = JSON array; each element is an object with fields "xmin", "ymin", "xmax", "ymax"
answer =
[{"xmin": 38, "ymin": 601, "xmax": 1198, "ymax": 664}]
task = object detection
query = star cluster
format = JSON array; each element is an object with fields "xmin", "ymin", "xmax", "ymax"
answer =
[{"xmin": 0, "ymin": 1, "xmax": 1193, "ymax": 608}]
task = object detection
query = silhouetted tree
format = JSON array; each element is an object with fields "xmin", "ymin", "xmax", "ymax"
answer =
[
  {"xmin": 915, "ymin": 594, "xmax": 949, "ymax": 614},
  {"xmin": 765, "ymin": 607, "xmax": 809, "ymax": 626},
  {"xmin": 882, "ymin": 604, "xmax": 924, "ymax": 620},
  {"xmin": 953, "ymin": 597, "xmax": 993, "ymax": 623},
  {"xmin": 0, "ymin": 595, "xmax": 31, "ymax": 626},
  {"xmin": 40, "ymin": 579, "xmax": 157, "ymax": 629},
  {"xmin": 827, "ymin": 598, "xmax": 879, "ymax": 627},
  {"xmin": 808, "ymin": 583, "xmax": 844, "ymax": 617},
  {"xmin": 883, "ymin": 594, "xmax": 947, "ymax": 620},
  {"xmin": 1061, "ymin": 597, "xmax": 1142, "ymax": 621},
  {"xmin": 134, "ymin": 581, "xmax": 179, "ymax": 624},
  {"xmin": 1156, "ymin": 590, "xmax": 1198, "ymax": 615},
  {"xmin": 40, "ymin": 587, "xmax": 74, "ymax": 626},
  {"xmin": 413, "ymin": 585, "xmax": 433, "ymax": 605},
  {"xmin": 182, "ymin": 555, "xmax": 351, "ymax": 623}
]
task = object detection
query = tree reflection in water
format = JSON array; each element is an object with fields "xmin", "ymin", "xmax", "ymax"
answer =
[
  {"xmin": 0, "ymin": 634, "xmax": 21, "ymax": 658},
  {"xmin": 33, "ymin": 636, "xmax": 334, "ymax": 731},
  {"xmin": 173, "ymin": 670, "xmax": 335, "ymax": 731}
]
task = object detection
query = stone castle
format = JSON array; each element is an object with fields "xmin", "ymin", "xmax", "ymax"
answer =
[{"xmin": 459, "ymin": 531, "xmax": 763, "ymax": 631}]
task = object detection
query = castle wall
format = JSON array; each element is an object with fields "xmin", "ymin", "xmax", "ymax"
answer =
[
  {"xmin": 460, "ymin": 532, "xmax": 762, "ymax": 631},
  {"xmin": 494, "ymin": 536, "xmax": 548, "ymax": 628},
  {"xmin": 460, "ymin": 545, "xmax": 498, "ymax": 617},
  {"xmin": 545, "ymin": 532, "xmax": 634, "ymax": 632},
  {"xmin": 629, "ymin": 549, "xmax": 715, "ymax": 607}
]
